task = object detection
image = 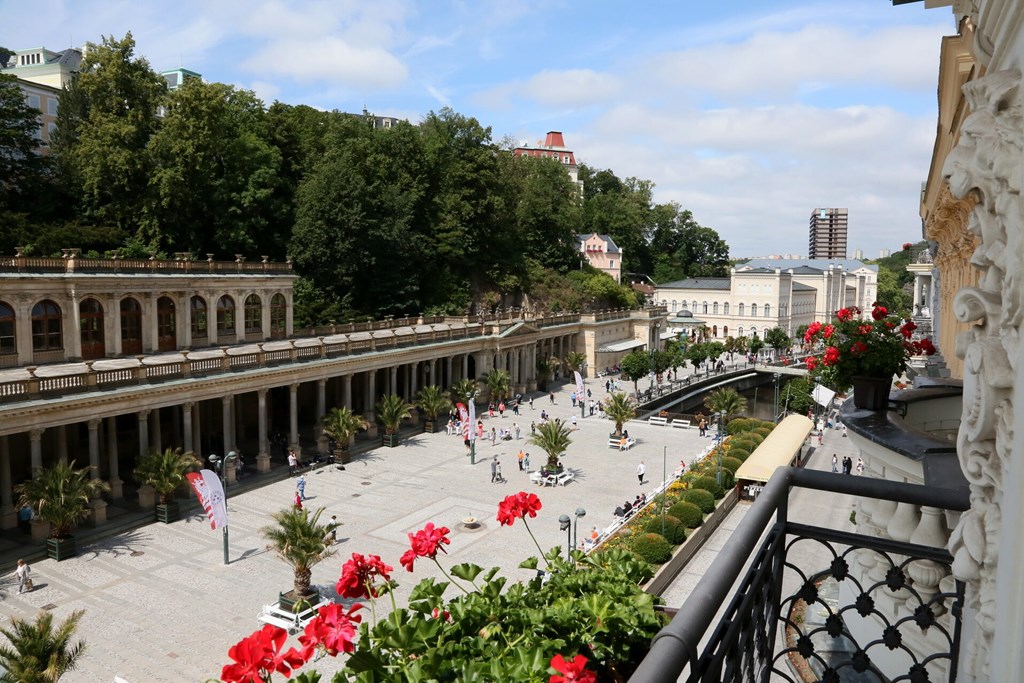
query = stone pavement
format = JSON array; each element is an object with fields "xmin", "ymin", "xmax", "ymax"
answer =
[{"xmin": 0, "ymin": 379, "xmax": 714, "ymax": 683}]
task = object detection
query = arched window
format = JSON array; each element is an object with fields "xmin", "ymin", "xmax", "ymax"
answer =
[
  {"xmin": 751, "ymin": 304, "xmax": 758, "ymax": 317},
  {"xmin": 244, "ymin": 294, "xmax": 262, "ymax": 334},
  {"xmin": 0, "ymin": 301, "xmax": 15, "ymax": 354},
  {"xmin": 270, "ymin": 294, "xmax": 287, "ymax": 339},
  {"xmin": 157, "ymin": 296, "xmax": 176, "ymax": 351},
  {"xmin": 670, "ymin": 300, "xmax": 676, "ymax": 312},
  {"xmin": 190, "ymin": 296, "xmax": 208, "ymax": 339},
  {"xmin": 120, "ymin": 297, "xmax": 143, "ymax": 355},
  {"xmin": 750, "ymin": 326, "xmax": 758, "ymax": 338},
  {"xmin": 692, "ymin": 300, "xmax": 697, "ymax": 311},
  {"xmin": 32, "ymin": 299, "xmax": 63, "ymax": 351},
  {"xmin": 217, "ymin": 296, "xmax": 236, "ymax": 336},
  {"xmin": 738, "ymin": 303, "xmax": 745, "ymax": 317},
  {"xmin": 764, "ymin": 304, "xmax": 771, "ymax": 317},
  {"xmin": 723, "ymin": 302, "xmax": 729, "ymax": 315},
  {"xmin": 712, "ymin": 325, "xmax": 718, "ymax": 337},
  {"xmin": 737, "ymin": 326, "xmax": 744, "ymax": 337},
  {"xmin": 723, "ymin": 325, "xmax": 729, "ymax": 337},
  {"xmin": 702, "ymin": 301, "xmax": 708, "ymax": 314}
]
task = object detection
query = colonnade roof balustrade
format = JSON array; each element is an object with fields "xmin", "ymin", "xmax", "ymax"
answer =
[{"xmin": 0, "ymin": 250, "xmax": 295, "ymax": 275}]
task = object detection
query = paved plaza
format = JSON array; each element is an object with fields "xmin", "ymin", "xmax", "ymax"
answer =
[{"xmin": 0, "ymin": 380, "xmax": 712, "ymax": 682}]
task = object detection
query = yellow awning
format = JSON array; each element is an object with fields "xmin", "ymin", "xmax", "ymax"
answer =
[{"xmin": 734, "ymin": 414, "xmax": 814, "ymax": 484}]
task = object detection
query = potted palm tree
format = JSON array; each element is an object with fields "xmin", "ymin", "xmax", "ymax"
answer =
[
  {"xmin": 704, "ymin": 387, "xmax": 748, "ymax": 425},
  {"xmin": 0, "ymin": 609, "xmax": 85, "ymax": 681},
  {"xmin": 16, "ymin": 459, "xmax": 111, "ymax": 561},
  {"xmin": 449, "ymin": 378, "xmax": 479, "ymax": 405},
  {"xmin": 377, "ymin": 393, "xmax": 413, "ymax": 447},
  {"xmin": 529, "ymin": 419, "xmax": 573, "ymax": 476},
  {"xmin": 321, "ymin": 406, "xmax": 369, "ymax": 464},
  {"xmin": 261, "ymin": 506, "xmax": 335, "ymax": 612},
  {"xmin": 133, "ymin": 447, "xmax": 201, "ymax": 523},
  {"xmin": 603, "ymin": 392, "xmax": 637, "ymax": 437},
  {"xmin": 536, "ymin": 356, "xmax": 559, "ymax": 391},
  {"xmin": 484, "ymin": 368, "xmax": 510, "ymax": 402},
  {"xmin": 415, "ymin": 385, "xmax": 450, "ymax": 434},
  {"xmin": 564, "ymin": 350, "xmax": 587, "ymax": 377}
]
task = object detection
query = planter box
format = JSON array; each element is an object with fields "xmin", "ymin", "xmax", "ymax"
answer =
[
  {"xmin": 156, "ymin": 502, "xmax": 180, "ymax": 524},
  {"xmin": 278, "ymin": 588, "xmax": 320, "ymax": 613},
  {"xmin": 382, "ymin": 433, "xmax": 400, "ymax": 448},
  {"xmin": 423, "ymin": 420, "xmax": 440, "ymax": 434},
  {"xmin": 46, "ymin": 536, "xmax": 77, "ymax": 562},
  {"xmin": 334, "ymin": 449, "xmax": 351, "ymax": 465}
]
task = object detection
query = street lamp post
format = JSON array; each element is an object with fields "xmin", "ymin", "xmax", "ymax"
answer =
[
  {"xmin": 661, "ymin": 445, "xmax": 667, "ymax": 535},
  {"xmin": 207, "ymin": 450, "xmax": 238, "ymax": 565},
  {"xmin": 559, "ymin": 514, "xmax": 572, "ymax": 561},
  {"xmin": 573, "ymin": 507, "xmax": 586, "ymax": 552},
  {"xmin": 714, "ymin": 412, "xmax": 726, "ymax": 487},
  {"xmin": 773, "ymin": 373, "xmax": 781, "ymax": 423}
]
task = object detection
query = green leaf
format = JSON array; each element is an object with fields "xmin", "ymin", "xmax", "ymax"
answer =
[{"xmin": 450, "ymin": 562, "xmax": 485, "ymax": 582}]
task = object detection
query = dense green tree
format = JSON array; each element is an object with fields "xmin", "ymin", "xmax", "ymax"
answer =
[
  {"xmin": 579, "ymin": 166, "xmax": 654, "ymax": 273},
  {"xmin": 649, "ymin": 205, "xmax": 730, "ymax": 282},
  {"xmin": 52, "ymin": 32, "xmax": 166, "ymax": 230},
  {"xmin": 0, "ymin": 75, "xmax": 48, "ymax": 209},
  {"xmin": 780, "ymin": 376, "xmax": 815, "ymax": 416},
  {"xmin": 0, "ymin": 609, "xmax": 86, "ymax": 683},
  {"xmin": 875, "ymin": 266, "xmax": 912, "ymax": 316},
  {"xmin": 764, "ymin": 327, "xmax": 791, "ymax": 352},
  {"xmin": 619, "ymin": 350, "xmax": 651, "ymax": 395},
  {"xmin": 749, "ymin": 334, "xmax": 765, "ymax": 356}
]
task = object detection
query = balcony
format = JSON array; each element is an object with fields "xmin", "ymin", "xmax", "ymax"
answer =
[{"xmin": 630, "ymin": 410, "xmax": 970, "ymax": 682}]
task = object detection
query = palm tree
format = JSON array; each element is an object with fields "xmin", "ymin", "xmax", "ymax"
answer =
[
  {"xmin": 529, "ymin": 419, "xmax": 573, "ymax": 473},
  {"xmin": 376, "ymin": 393, "xmax": 413, "ymax": 446},
  {"xmin": 16, "ymin": 459, "xmax": 111, "ymax": 557},
  {"xmin": 484, "ymin": 368, "xmax": 511, "ymax": 401},
  {"xmin": 603, "ymin": 392, "xmax": 636, "ymax": 437},
  {"xmin": 0, "ymin": 609, "xmax": 85, "ymax": 683},
  {"xmin": 536, "ymin": 356, "xmax": 559, "ymax": 391},
  {"xmin": 704, "ymin": 387, "xmax": 748, "ymax": 424},
  {"xmin": 261, "ymin": 506, "xmax": 335, "ymax": 601},
  {"xmin": 564, "ymin": 351, "xmax": 587, "ymax": 374},
  {"xmin": 321, "ymin": 406, "xmax": 369, "ymax": 461},
  {"xmin": 449, "ymin": 378, "xmax": 479, "ymax": 405},
  {"xmin": 415, "ymin": 385, "xmax": 451, "ymax": 433},
  {"xmin": 132, "ymin": 447, "xmax": 201, "ymax": 523}
]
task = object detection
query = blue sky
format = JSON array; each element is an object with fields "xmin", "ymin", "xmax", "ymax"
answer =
[{"xmin": 0, "ymin": 0, "xmax": 955, "ymax": 259}]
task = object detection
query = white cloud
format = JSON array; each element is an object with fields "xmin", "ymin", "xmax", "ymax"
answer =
[
  {"xmin": 522, "ymin": 69, "xmax": 621, "ymax": 107},
  {"xmin": 241, "ymin": 37, "xmax": 408, "ymax": 89}
]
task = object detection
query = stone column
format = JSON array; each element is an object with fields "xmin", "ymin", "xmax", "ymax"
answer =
[
  {"xmin": 257, "ymin": 389, "xmax": 271, "ymax": 473},
  {"xmin": 0, "ymin": 436, "xmax": 16, "ymax": 529},
  {"xmin": 317, "ymin": 379, "xmax": 328, "ymax": 454},
  {"xmin": 56, "ymin": 424, "xmax": 68, "ymax": 460},
  {"xmin": 445, "ymin": 357, "xmax": 453, "ymax": 387},
  {"xmin": 106, "ymin": 416, "xmax": 123, "ymax": 499},
  {"xmin": 152, "ymin": 407, "xmax": 162, "ymax": 454},
  {"xmin": 389, "ymin": 366, "xmax": 397, "ymax": 396},
  {"xmin": 365, "ymin": 370, "xmax": 378, "ymax": 437},
  {"xmin": 343, "ymin": 374, "xmax": 352, "ymax": 408},
  {"xmin": 182, "ymin": 402, "xmax": 194, "ymax": 454},
  {"xmin": 428, "ymin": 359, "xmax": 437, "ymax": 389},
  {"xmin": 87, "ymin": 418, "xmax": 107, "ymax": 525},
  {"xmin": 138, "ymin": 410, "xmax": 150, "ymax": 459},
  {"xmin": 191, "ymin": 403, "xmax": 201, "ymax": 458},
  {"xmin": 289, "ymin": 383, "xmax": 300, "ymax": 451},
  {"xmin": 409, "ymin": 362, "xmax": 418, "ymax": 399},
  {"xmin": 222, "ymin": 396, "xmax": 233, "ymax": 458},
  {"xmin": 461, "ymin": 354, "xmax": 469, "ymax": 382}
]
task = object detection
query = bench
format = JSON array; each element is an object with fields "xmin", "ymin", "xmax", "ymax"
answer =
[
  {"xmin": 670, "ymin": 419, "xmax": 693, "ymax": 429},
  {"xmin": 608, "ymin": 437, "xmax": 636, "ymax": 450},
  {"xmin": 647, "ymin": 416, "xmax": 669, "ymax": 426},
  {"xmin": 556, "ymin": 470, "xmax": 575, "ymax": 486},
  {"xmin": 258, "ymin": 597, "xmax": 328, "ymax": 635}
]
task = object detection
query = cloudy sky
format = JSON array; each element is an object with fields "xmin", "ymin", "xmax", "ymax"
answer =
[{"xmin": 1, "ymin": 0, "xmax": 954, "ymax": 259}]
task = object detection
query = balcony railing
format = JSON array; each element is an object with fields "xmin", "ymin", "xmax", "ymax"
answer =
[{"xmin": 630, "ymin": 468, "xmax": 970, "ymax": 682}]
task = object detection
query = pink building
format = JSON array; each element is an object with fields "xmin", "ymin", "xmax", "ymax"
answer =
[{"xmin": 577, "ymin": 234, "xmax": 622, "ymax": 283}]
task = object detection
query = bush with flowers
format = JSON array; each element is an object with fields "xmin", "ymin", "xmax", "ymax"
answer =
[
  {"xmin": 803, "ymin": 305, "xmax": 936, "ymax": 392},
  {"xmin": 216, "ymin": 493, "xmax": 663, "ymax": 683}
]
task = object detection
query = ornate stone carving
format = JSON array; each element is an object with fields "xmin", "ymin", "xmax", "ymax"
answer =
[{"xmin": 943, "ymin": 67, "xmax": 1022, "ymax": 680}]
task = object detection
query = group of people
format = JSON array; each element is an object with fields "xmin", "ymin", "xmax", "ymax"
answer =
[
  {"xmin": 613, "ymin": 492, "xmax": 647, "ymax": 519},
  {"xmin": 832, "ymin": 454, "xmax": 864, "ymax": 475}
]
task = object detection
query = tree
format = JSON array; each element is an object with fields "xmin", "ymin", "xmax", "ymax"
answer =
[
  {"xmin": 529, "ymin": 419, "xmax": 573, "ymax": 472},
  {"xmin": 781, "ymin": 376, "xmax": 815, "ymax": 416},
  {"xmin": 376, "ymin": 394, "xmax": 413, "ymax": 437},
  {"xmin": 563, "ymin": 351, "xmax": 587, "ymax": 374},
  {"xmin": 132, "ymin": 447, "xmax": 200, "ymax": 505},
  {"xmin": 685, "ymin": 343, "xmax": 710, "ymax": 372},
  {"xmin": 0, "ymin": 74, "xmax": 49, "ymax": 214},
  {"xmin": 16, "ymin": 460, "xmax": 111, "ymax": 539},
  {"xmin": 703, "ymin": 388, "xmax": 748, "ymax": 423},
  {"xmin": 619, "ymin": 350, "xmax": 651, "ymax": 396},
  {"xmin": 723, "ymin": 336, "xmax": 739, "ymax": 359},
  {"xmin": 0, "ymin": 609, "xmax": 86, "ymax": 683},
  {"xmin": 415, "ymin": 385, "xmax": 451, "ymax": 424},
  {"xmin": 649, "ymin": 206, "xmax": 730, "ymax": 281},
  {"xmin": 705, "ymin": 342, "xmax": 726, "ymax": 365},
  {"xmin": 261, "ymin": 506, "xmax": 335, "ymax": 598},
  {"xmin": 484, "ymin": 368, "xmax": 510, "ymax": 401},
  {"xmin": 603, "ymin": 393, "xmax": 636, "ymax": 437},
  {"xmin": 749, "ymin": 334, "xmax": 765, "ymax": 357},
  {"xmin": 320, "ymin": 406, "xmax": 369, "ymax": 452},
  {"xmin": 535, "ymin": 356, "xmax": 559, "ymax": 391},
  {"xmin": 764, "ymin": 327, "xmax": 791, "ymax": 353},
  {"xmin": 449, "ymin": 378, "xmax": 479, "ymax": 405}
]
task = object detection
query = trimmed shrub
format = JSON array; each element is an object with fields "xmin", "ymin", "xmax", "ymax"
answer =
[
  {"xmin": 644, "ymin": 515, "xmax": 687, "ymax": 544},
  {"xmin": 721, "ymin": 456, "xmax": 743, "ymax": 474},
  {"xmin": 667, "ymin": 500, "xmax": 703, "ymax": 528},
  {"xmin": 732, "ymin": 437, "xmax": 759, "ymax": 451},
  {"xmin": 756, "ymin": 420, "xmax": 776, "ymax": 431},
  {"xmin": 726, "ymin": 418, "xmax": 755, "ymax": 435},
  {"xmin": 728, "ymin": 447, "xmax": 751, "ymax": 462},
  {"xmin": 681, "ymin": 488, "xmax": 715, "ymax": 514},
  {"xmin": 753, "ymin": 427, "xmax": 774, "ymax": 438},
  {"xmin": 630, "ymin": 532, "xmax": 673, "ymax": 564},
  {"xmin": 746, "ymin": 433, "xmax": 765, "ymax": 446},
  {"xmin": 692, "ymin": 475, "xmax": 724, "ymax": 499},
  {"xmin": 720, "ymin": 469, "xmax": 735, "ymax": 489}
]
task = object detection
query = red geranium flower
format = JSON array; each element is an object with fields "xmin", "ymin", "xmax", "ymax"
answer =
[
  {"xmin": 900, "ymin": 321, "xmax": 917, "ymax": 339},
  {"xmin": 836, "ymin": 308, "xmax": 855, "ymax": 322},
  {"xmin": 550, "ymin": 654, "xmax": 597, "ymax": 683},
  {"xmin": 222, "ymin": 624, "xmax": 307, "ymax": 683},
  {"xmin": 822, "ymin": 347, "xmax": 840, "ymax": 366},
  {"xmin": 299, "ymin": 603, "xmax": 362, "ymax": 659},
  {"xmin": 915, "ymin": 338, "xmax": 937, "ymax": 355},
  {"xmin": 337, "ymin": 553, "xmax": 393, "ymax": 599},
  {"xmin": 805, "ymin": 356, "xmax": 817, "ymax": 371},
  {"xmin": 803, "ymin": 321, "xmax": 822, "ymax": 343},
  {"xmin": 857, "ymin": 325, "xmax": 873, "ymax": 336},
  {"xmin": 872, "ymin": 305, "xmax": 888, "ymax": 321},
  {"xmin": 850, "ymin": 341, "xmax": 868, "ymax": 355},
  {"xmin": 497, "ymin": 492, "xmax": 543, "ymax": 526},
  {"xmin": 822, "ymin": 324, "xmax": 835, "ymax": 339},
  {"xmin": 400, "ymin": 522, "xmax": 451, "ymax": 572}
]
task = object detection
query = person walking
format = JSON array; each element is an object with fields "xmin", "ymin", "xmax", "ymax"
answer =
[
  {"xmin": 294, "ymin": 490, "xmax": 303, "ymax": 509},
  {"xmin": 549, "ymin": 391, "xmax": 555, "ymax": 404},
  {"xmin": 529, "ymin": 396, "xmax": 534, "ymax": 410},
  {"xmin": 571, "ymin": 392, "xmax": 577, "ymax": 408},
  {"xmin": 637, "ymin": 461, "xmax": 646, "ymax": 485},
  {"xmin": 517, "ymin": 450, "xmax": 525, "ymax": 471},
  {"xmin": 842, "ymin": 425, "xmax": 848, "ymax": 438},
  {"xmin": 490, "ymin": 427, "xmax": 497, "ymax": 447},
  {"xmin": 327, "ymin": 515, "xmax": 340, "ymax": 544},
  {"xmin": 570, "ymin": 415, "xmax": 578, "ymax": 430},
  {"xmin": 514, "ymin": 423, "xmax": 521, "ymax": 440},
  {"xmin": 530, "ymin": 421, "xmax": 536, "ymax": 435},
  {"xmin": 832, "ymin": 454, "xmax": 839, "ymax": 473},
  {"xmin": 15, "ymin": 559, "xmax": 31, "ymax": 594},
  {"xmin": 490, "ymin": 458, "xmax": 499, "ymax": 483},
  {"xmin": 494, "ymin": 460, "xmax": 503, "ymax": 483},
  {"xmin": 287, "ymin": 449, "xmax": 298, "ymax": 476},
  {"xmin": 523, "ymin": 453, "xmax": 531, "ymax": 470},
  {"xmin": 296, "ymin": 475, "xmax": 307, "ymax": 500},
  {"xmin": 856, "ymin": 458, "xmax": 865, "ymax": 475}
]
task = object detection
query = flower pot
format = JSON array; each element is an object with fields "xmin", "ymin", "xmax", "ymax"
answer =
[
  {"xmin": 382, "ymin": 432, "xmax": 400, "ymax": 448},
  {"xmin": 851, "ymin": 376, "xmax": 892, "ymax": 410},
  {"xmin": 334, "ymin": 448, "xmax": 351, "ymax": 465},
  {"xmin": 278, "ymin": 588, "xmax": 320, "ymax": 613},
  {"xmin": 156, "ymin": 501, "xmax": 180, "ymax": 524},
  {"xmin": 423, "ymin": 420, "xmax": 439, "ymax": 434},
  {"xmin": 46, "ymin": 536, "xmax": 76, "ymax": 561}
]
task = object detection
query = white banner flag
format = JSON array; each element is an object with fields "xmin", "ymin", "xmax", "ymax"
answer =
[
  {"xmin": 467, "ymin": 398, "xmax": 477, "ymax": 442},
  {"xmin": 186, "ymin": 469, "xmax": 228, "ymax": 530},
  {"xmin": 574, "ymin": 370, "xmax": 585, "ymax": 400}
]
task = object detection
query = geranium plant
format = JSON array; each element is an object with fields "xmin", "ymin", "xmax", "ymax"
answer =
[
  {"xmin": 218, "ymin": 492, "xmax": 662, "ymax": 682},
  {"xmin": 803, "ymin": 305, "xmax": 936, "ymax": 391}
]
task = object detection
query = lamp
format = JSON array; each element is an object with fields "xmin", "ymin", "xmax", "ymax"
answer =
[
  {"xmin": 773, "ymin": 373, "xmax": 781, "ymax": 423},
  {"xmin": 573, "ymin": 507, "xmax": 586, "ymax": 553},
  {"xmin": 714, "ymin": 413, "xmax": 726, "ymax": 486},
  {"xmin": 558, "ymin": 514, "xmax": 572, "ymax": 560},
  {"xmin": 207, "ymin": 450, "xmax": 238, "ymax": 565}
]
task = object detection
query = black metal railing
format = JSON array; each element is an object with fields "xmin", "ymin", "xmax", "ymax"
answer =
[{"xmin": 630, "ymin": 468, "xmax": 970, "ymax": 683}]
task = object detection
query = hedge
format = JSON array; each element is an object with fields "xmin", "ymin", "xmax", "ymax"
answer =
[
  {"xmin": 643, "ymin": 515, "xmax": 687, "ymax": 545},
  {"xmin": 630, "ymin": 532, "xmax": 674, "ymax": 564},
  {"xmin": 681, "ymin": 488, "xmax": 715, "ymax": 514},
  {"xmin": 753, "ymin": 427, "xmax": 774, "ymax": 438},
  {"xmin": 692, "ymin": 475, "xmax": 724, "ymax": 499},
  {"xmin": 727, "ymin": 418, "xmax": 758, "ymax": 435},
  {"xmin": 667, "ymin": 500, "xmax": 703, "ymax": 528},
  {"xmin": 728, "ymin": 447, "xmax": 751, "ymax": 462},
  {"xmin": 721, "ymin": 456, "xmax": 743, "ymax": 474}
]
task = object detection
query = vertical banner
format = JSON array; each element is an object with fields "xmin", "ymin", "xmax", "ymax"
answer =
[
  {"xmin": 457, "ymin": 402, "xmax": 470, "ymax": 438},
  {"xmin": 467, "ymin": 398, "xmax": 477, "ymax": 442},
  {"xmin": 574, "ymin": 370, "xmax": 585, "ymax": 400},
  {"xmin": 186, "ymin": 469, "xmax": 228, "ymax": 530}
]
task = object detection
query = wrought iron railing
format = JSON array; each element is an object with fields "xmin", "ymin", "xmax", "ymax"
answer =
[{"xmin": 630, "ymin": 468, "xmax": 970, "ymax": 682}]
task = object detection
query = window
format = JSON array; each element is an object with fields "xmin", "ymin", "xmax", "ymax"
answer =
[
  {"xmin": 609, "ymin": 260, "xmax": 615, "ymax": 268},
  {"xmin": 750, "ymin": 326, "xmax": 758, "ymax": 338},
  {"xmin": 738, "ymin": 326, "xmax": 744, "ymax": 337},
  {"xmin": 764, "ymin": 304, "xmax": 771, "ymax": 317},
  {"xmin": 702, "ymin": 301, "xmax": 708, "ymax": 314},
  {"xmin": 724, "ymin": 302, "xmax": 730, "ymax": 315},
  {"xmin": 671, "ymin": 300, "xmax": 677, "ymax": 312},
  {"xmin": 270, "ymin": 294, "xmax": 287, "ymax": 339},
  {"xmin": 47, "ymin": 98, "xmax": 58, "ymax": 115},
  {"xmin": 738, "ymin": 304, "xmax": 745, "ymax": 317},
  {"xmin": 712, "ymin": 325, "xmax": 717, "ymax": 337},
  {"xmin": 157, "ymin": 296, "xmax": 176, "ymax": 347},
  {"xmin": 32, "ymin": 300, "xmax": 62, "ymax": 351},
  {"xmin": 723, "ymin": 326, "xmax": 728, "ymax": 337},
  {"xmin": 217, "ymin": 295, "xmax": 236, "ymax": 335},
  {"xmin": 244, "ymin": 294, "xmax": 262, "ymax": 334},
  {"xmin": 0, "ymin": 302, "xmax": 14, "ymax": 354},
  {"xmin": 751, "ymin": 304, "xmax": 758, "ymax": 317},
  {"xmin": 120, "ymin": 298, "xmax": 142, "ymax": 345},
  {"xmin": 190, "ymin": 296, "xmax": 208, "ymax": 338},
  {"xmin": 713, "ymin": 302, "xmax": 719, "ymax": 315},
  {"xmin": 27, "ymin": 94, "xmax": 40, "ymax": 110}
]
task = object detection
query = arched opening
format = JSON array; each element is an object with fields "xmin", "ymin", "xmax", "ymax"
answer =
[
  {"xmin": 217, "ymin": 295, "xmax": 236, "ymax": 340},
  {"xmin": 244, "ymin": 294, "xmax": 262, "ymax": 336},
  {"xmin": 764, "ymin": 304, "xmax": 771, "ymax": 317},
  {"xmin": 0, "ymin": 301, "xmax": 15, "ymax": 356},
  {"xmin": 723, "ymin": 325, "xmax": 729, "ymax": 337},
  {"xmin": 79, "ymin": 298, "xmax": 104, "ymax": 359},
  {"xmin": 270, "ymin": 294, "xmax": 286, "ymax": 339},
  {"xmin": 738, "ymin": 303, "xmax": 745, "ymax": 317},
  {"xmin": 190, "ymin": 296, "xmax": 208, "ymax": 343},
  {"xmin": 724, "ymin": 302, "xmax": 730, "ymax": 315},
  {"xmin": 120, "ymin": 297, "xmax": 143, "ymax": 355},
  {"xmin": 751, "ymin": 304, "xmax": 758, "ymax": 317},
  {"xmin": 157, "ymin": 296, "xmax": 176, "ymax": 351},
  {"xmin": 713, "ymin": 302, "xmax": 719, "ymax": 315},
  {"xmin": 32, "ymin": 300, "xmax": 63, "ymax": 353},
  {"xmin": 712, "ymin": 325, "xmax": 718, "ymax": 337}
]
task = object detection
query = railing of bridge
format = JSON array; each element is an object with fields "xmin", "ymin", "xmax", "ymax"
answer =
[{"xmin": 628, "ymin": 468, "xmax": 968, "ymax": 683}]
